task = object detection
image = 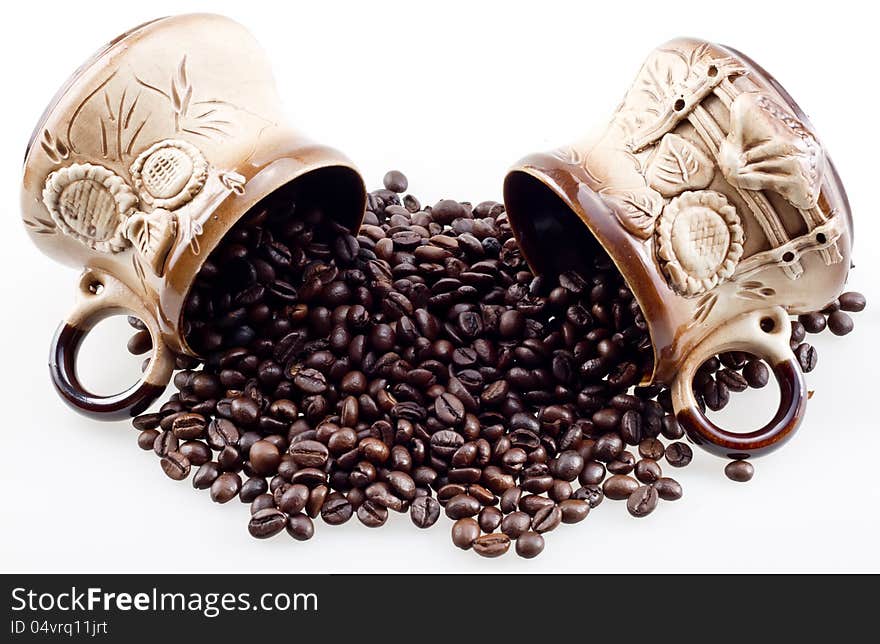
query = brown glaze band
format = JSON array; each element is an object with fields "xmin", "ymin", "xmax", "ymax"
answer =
[
  {"xmin": 49, "ymin": 322, "xmax": 166, "ymax": 420},
  {"xmin": 677, "ymin": 358, "xmax": 806, "ymax": 459}
]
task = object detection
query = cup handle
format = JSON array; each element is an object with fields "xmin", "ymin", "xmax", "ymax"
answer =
[
  {"xmin": 49, "ymin": 268, "xmax": 175, "ymax": 420},
  {"xmin": 671, "ymin": 306, "xmax": 807, "ymax": 459}
]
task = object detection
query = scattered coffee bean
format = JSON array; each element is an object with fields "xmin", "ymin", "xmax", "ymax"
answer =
[
  {"xmin": 473, "ymin": 533, "xmax": 511, "ymax": 558},
  {"xmin": 451, "ymin": 518, "xmax": 480, "ymax": 550},
  {"xmin": 515, "ymin": 532, "xmax": 545, "ymax": 559},
  {"xmin": 131, "ymin": 171, "xmax": 864, "ymax": 560},
  {"xmin": 626, "ymin": 485, "xmax": 659, "ymax": 517},
  {"xmin": 665, "ymin": 442, "xmax": 693, "ymax": 468},
  {"xmin": 724, "ymin": 460, "xmax": 755, "ymax": 482}
]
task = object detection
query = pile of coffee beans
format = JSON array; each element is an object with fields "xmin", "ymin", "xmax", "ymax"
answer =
[{"xmin": 129, "ymin": 171, "xmax": 865, "ymax": 558}]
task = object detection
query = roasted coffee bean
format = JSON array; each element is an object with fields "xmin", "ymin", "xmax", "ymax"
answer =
[
  {"xmin": 603, "ymin": 474, "xmax": 639, "ymax": 500},
  {"xmin": 137, "ymin": 429, "xmax": 160, "ymax": 450},
  {"xmin": 478, "ymin": 506, "xmax": 504, "ymax": 533},
  {"xmin": 140, "ymin": 172, "xmax": 858, "ymax": 557},
  {"xmin": 799, "ymin": 312, "xmax": 827, "ymax": 334},
  {"xmin": 251, "ymin": 494, "xmax": 276, "ymax": 515},
  {"xmin": 827, "ymin": 310, "xmax": 853, "ymax": 336},
  {"xmin": 321, "ymin": 494, "xmax": 354, "ymax": 525},
  {"xmin": 410, "ymin": 496, "xmax": 441, "ymax": 528},
  {"xmin": 573, "ymin": 484, "xmax": 604, "ymax": 508},
  {"xmin": 435, "ymin": 393, "xmax": 465, "ymax": 425},
  {"xmin": 654, "ymin": 477, "xmax": 683, "ymax": 501},
  {"xmin": 289, "ymin": 440, "xmax": 329, "ymax": 467},
  {"xmin": 357, "ymin": 500, "xmax": 389, "ymax": 527},
  {"xmin": 579, "ymin": 461, "xmax": 606, "ymax": 486},
  {"xmin": 249, "ymin": 440, "xmax": 281, "ymax": 476},
  {"xmin": 638, "ymin": 438, "xmax": 665, "ymax": 461},
  {"xmin": 279, "ymin": 484, "xmax": 310, "ymax": 514},
  {"xmin": 160, "ymin": 451, "xmax": 190, "ymax": 481},
  {"xmin": 515, "ymin": 532, "xmax": 545, "ymax": 559},
  {"xmin": 211, "ymin": 472, "xmax": 241, "ymax": 503},
  {"xmin": 702, "ymin": 378, "xmax": 730, "ymax": 411},
  {"xmin": 248, "ymin": 509, "xmax": 287, "ymax": 538},
  {"xmin": 724, "ymin": 460, "xmax": 755, "ymax": 482},
  {"xmin": 717, "ymin": 368, "xmax": 748, "ymax": 393},
  {"xmin": 286, "ymin": 513, "xmax": 315, "ymax": 541},
  {"xmin": 593, "ymin": 433, "xmax": 623, "ymax": 462},
  {"xmin": 743, "ymin": 360, "xmax": 770, "ymax": 389},
  {"xmin": 558, "ymin": 499, "xmax": 590, "ymax": 524},
  {"xmin": 133, "ymin": 413, "xmax": 161, "ymax": 431},
  {"xmin": 178, "ymin": 440, "xmax": 211, "ymax": 467},
  {"xmin": 626, "ymin": 485, "xmax": 659, "ymax": 517},
  {"xmin": 838, "ymin": 291, "xmax": 866, "ymax": 312},
  {"xmin": 634, "ymin": 458, "xmax": 662, "ymax": 484},
  {"xmin": 795, "ymin": 343, "xmax": 818, "ymax": 372},
  {"xmin": 551, "ymin": 450, "xmax": 585, "ymax": 482},
  {"xmin": 292, "ymin": 368, "xmax": 328, "ymax": 394},
  {"xmin": 445, "ymin": 494, "xmax": 481, "ymax": 519},
  {"xmin": 193, "ymin": 462, "xmax": 220, "ymax": 490},
  {"xmin": 473, "ymin": 533, "xmax": 511, "ymax": 558},
  {"xmin": 665, "ymin": 442, "xmax": 693, "ymax": 468},
  {"xmin": 206, "ymin": 418, "xmax": 239, "ymax": 450},
  {"xmin": 531, "ymin": 504, "xmax": 562, "ymax": 533},
  {"xmin": 451, "ymin": 518, "xmax": 480, "ymax": 549}
]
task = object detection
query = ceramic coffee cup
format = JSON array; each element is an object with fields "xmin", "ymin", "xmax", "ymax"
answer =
[
  {"xmin": 504, "ymin": 38, "xmax": 852, "ymax": 458},
  {"xmin": 21, "ymin": 14, "xmax": 365, "ymax": 419}
]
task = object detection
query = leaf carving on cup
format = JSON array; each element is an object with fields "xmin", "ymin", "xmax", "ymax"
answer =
[
  {"xmin": 646, "ymin": 133, "xmax": 714, "ymax": 197},
  {"xmin": 599, "ymin": 186, "xmax": 664, "ymax": 240}
]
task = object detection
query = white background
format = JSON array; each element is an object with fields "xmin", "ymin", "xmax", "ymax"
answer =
[{"xmin": 1, "ymin": 0, "xmax": 877, "ymax": 573}]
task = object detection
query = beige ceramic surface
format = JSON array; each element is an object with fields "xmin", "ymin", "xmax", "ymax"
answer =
[
  {"xmin": 504, "ymin": 38, "xmax": 852, "ymax": 457},
  {"xmin": 21, "ymin": 13, "xmax": 365, "ymax": 418}
]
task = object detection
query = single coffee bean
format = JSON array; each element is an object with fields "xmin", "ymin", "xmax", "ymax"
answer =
[
  {"xmin": 211, "ymin": 472, "xmax": 241, "ymax": 503},
  {"xmin": 665, "ymin": 442, "xmax": 693, "ymax": 468},
  {"xmin": 654, "ymin": 477, "xmax": 683, "ymax": 501},
  {"xmin": 515, "ymin": 532, "xmax": 545, "ymax": 559},
  {"xmin": 410, "ymin": 496, "xmax": 441, "ymax": 529},
  {"xmin": 321, "ymin": 494, "xmax": 354, "ymax": 525},
  {"xmin": 603, "ymin": 474, "xmax": 639, "ymax": 500},
  {"xmin": 724, "ymin": 459, "xmax": 755, "ymax": 482},
  {"xmin": 279, "ymin": 484, "xmax": 310, "ymax": 514},
  {"xmin": 193, "ymin": 462, "xmax": 220, "ymax": 490},
  {"xmin": 445, "ymin": 493, "xmax": 481, "ymax": 519},
  {"xmin": 531, "ymin": 504, "xmax": 562, "ymax": 533},
  {"xmin": 634, "ymin": 458, "xmax": 662, "ymax": 484},
  {"xmin": 558, "ymin": 498, "xmax": 590, "ymax": 524},
  {"xmin": 133, "ymin": 413, "xmax": 161, "ymax": 431},
  {"xmin": 451, "ymin": 518, "xmax": 480, "ymax": 549},
  {"xmin": 627, "ymin": 485, "xmax": 659, "ymax": 517},
  {"xmin": 795, "ymin": 343, "xmax": 818, "ymax": 372},
  {"xmin": 171, "ymin": 413, "xmax": 206, "ymax": 439},
  {"xmin": 357, "ymin": 500, "xmax": 389, "ymax": 527},
  {"xmin": 160, "ymin": 451, "xmax": 190, "ymax": 481},
  {"xmin": 743, "ymin": 360, "xmax": 769, "ymax": 388},
  {"xmin": 827, "ymin": 310, "xmax": 853, "ymax": 336},
  {"xmin": 248, "ymin": 508, "xmax": 287, "ymax": 538},
  {"xmin": 251, "ymin": 493, "xmax": 276, "ymax": 515},
  {"xmin": 286, "ymin": 513, "xmax": 315, "ymax": 541},
  {"xmin": 289, "ymin": 440, "xmax": 329, "ymax": 467},
  {"xmin": 137, "ymin": 429, "xmax": 159, "ymax": 450},
  {"xmin": 838, "ymin": 291, "xmax": 866, "ymax": 312},
  {"xmin": 638, "ymin": 438, "xmax": 664, "ymax": 461},
  {"xmin": 435, "ymin": 393, "xmax": 465, "ymax": 425},
  {"xmin": 799, "ymin": 312, "xmax": 827, "ymax": 334},
  {"xmin": 573, "ymin": 484, "xmax": 604, "ymax": 508},
  {"xmin": 249, "ymin": 440, "xmax": 281, "ymax": 476},
  {"xmin": 478, "ymin": 506, "xmax": 504, "ymax": 533},
  {"xmin": 473, "ymin": 533, "xmax": 511, "ymax": 558}
]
